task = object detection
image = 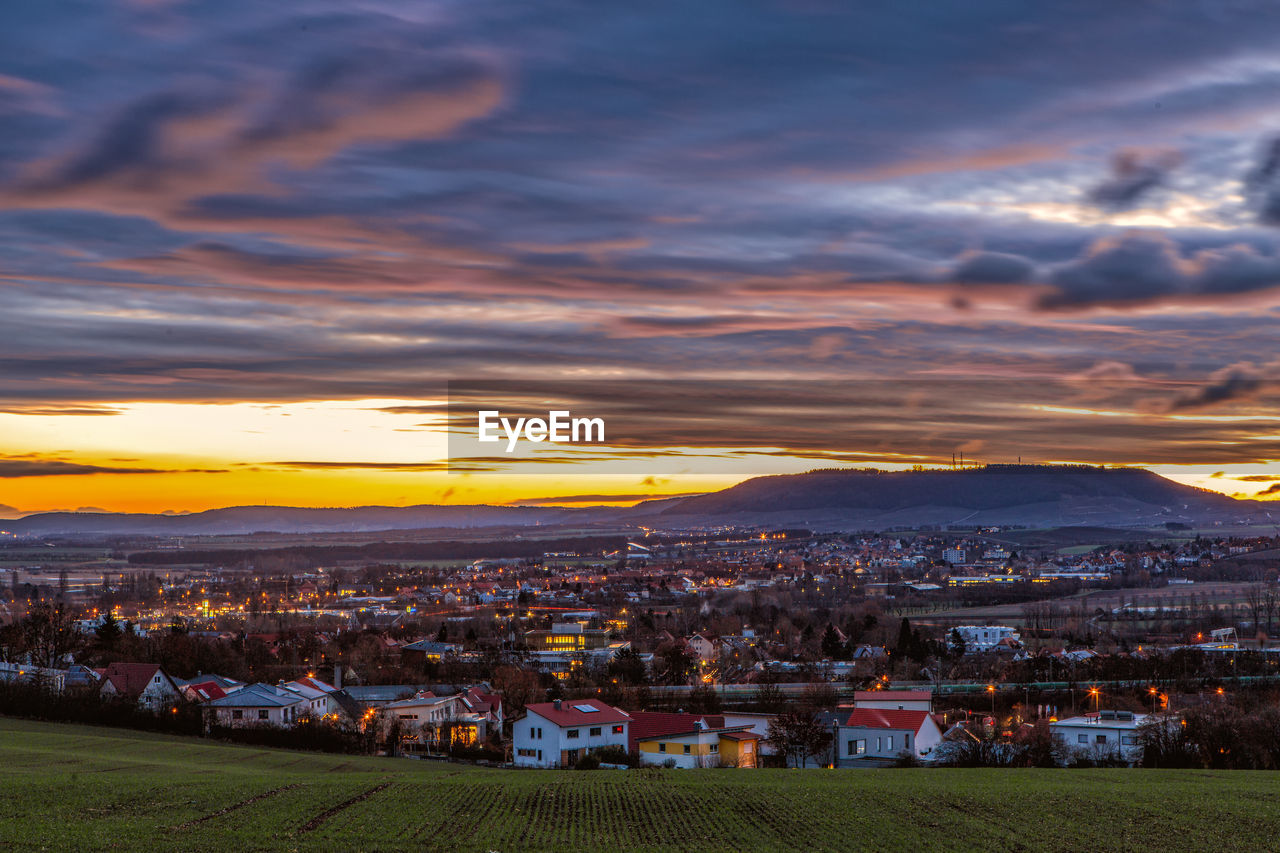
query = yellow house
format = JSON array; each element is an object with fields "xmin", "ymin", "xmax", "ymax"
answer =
[{"xmin": 631, "ymin": 713, "xmax": 760, "ymax": 768}]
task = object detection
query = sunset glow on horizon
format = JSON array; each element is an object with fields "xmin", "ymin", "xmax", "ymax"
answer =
[{"xmin": 7, "ymin": 3, "xmax": 1280, "ymax": 515}]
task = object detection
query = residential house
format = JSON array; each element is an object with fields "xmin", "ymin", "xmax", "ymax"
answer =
[
  {"xmin": 853, "ymin": 690, "xmax": 933, "ymax": 712},
  {"xmin": 512, "ymin": 699, "xmax": 630, "ymax": 768},
  {"xmin": 1050, "ymin": 710, "xmax": 1149, "ymax": 763},
  {"xmin": 203, "ymin": 683, "xmax": 309, "ymax": 729},
  {"xmin": 96, "ymin": 663, "xmax": 182, "ymax": 712},
  {"xmin": 834, "ymin": 708, "xmax": 945, "ymax": 766},
  {"xmin": 281, "ymin": 676, "xmax": 341, "ymax": 718},
  {"xmin": 400, "ymin": 639, "xmax": 464, "ymax": 665},
  {"xmin": 953, "ymin": 625, "xmax": 1021, "ymax": 653},
  {"xmin": 629, "ymin": 712, "xmax": 761, "ymax": 768},
  {"xmin": 383, "ymin": 691, "xmax": 487, "ymax": 749},
  {"xmin": 0, "ymin": 661, "xmax": 68, "ymax": 692},
  {"xmin": 685, "ymin": 634, "xmax": 718, "ymax": 663},
  {"xmin": 175, "ymin": 673, "xmax": 244, "ymax": 704}
]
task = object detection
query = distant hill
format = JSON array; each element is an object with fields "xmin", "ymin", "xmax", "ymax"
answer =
[
  {"xmin": 649, "ymin": 464, "xmax": 1269, "ymax": 529},
  {"xmin": 5, "ymin": 465, "xmax": 1269, "ymax": 537},
  {"xmin": 2, "ymin": 504, "xmax": 589, "ymax": 537}
]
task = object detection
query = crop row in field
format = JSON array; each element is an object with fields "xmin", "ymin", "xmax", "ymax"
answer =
[{"xmin": 4, "ymin": 719, "xmax": 1280, "ymax": 852}]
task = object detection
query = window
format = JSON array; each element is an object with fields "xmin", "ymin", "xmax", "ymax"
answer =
[
  {"xmin": 258, "ymin": 710, "xmax": 269, "ymax": 720},
  {"xmin": 567, "ymin": 729, "xmax": 580, "ymax": 739},
  {"xmin": 876, "ymin": 737, "xmax": 882, "ymax": 752},
  {"xmin": 856, "ymin": 739, "xmax": 866, "ymax": 755},
  {"xmin": 847, "ymin": 739, "xmax": 857, "ymax": 756},
  {"xmin": 589, "ymin": 727, "xmax": 601, "ymax": 737},
  {"xmin": 232, "ymin": 710, "xmax": 242, "ymax": 720},
  {"xmin": 658, "ymin": 743, "xmax": 667, "ymax": 753},
  {"xmin": 1122, "ymin": 735, "xmax": 1137, "ymax": 746},
  {"xmin": 710, "ymin": 743, "xmax": 718, "ymax": 754},
  {"xmin": 1096, "ymin": 734, "xmax": 1108, "ymax": 744},
  {"xmin": 683, "ymin": 745, "xmax": 691, "ymax": 755},
  {"xmin": 612, "ymin": 725, "xmax": 624, "ymax": 734},
  {"xmin": 537, "ymin": 749, "xmax": 542, "ymax": 761},
  {"xmin": 743, "ymin": 742, "xmax": 753, "ymax": 753},
  {"xmin": 886, "ymin": 736, "xmax": 894, "ymax": 751},
  {"xmin": 904, "ymin": 734, "xmax": 911, "ymax": 749},
  {"xmin": 1077, "ymin": 734, "xmax": 1087, "ymax": 744}
]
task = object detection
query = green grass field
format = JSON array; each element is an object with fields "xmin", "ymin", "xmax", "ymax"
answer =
[{"xmin": 2, "ymin": 718, "xmax": 1279, "ymax": 852}]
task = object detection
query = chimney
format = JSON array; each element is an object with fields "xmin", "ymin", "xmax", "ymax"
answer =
[
  {"xmin": 554, "ymin": 699, "xmax": 562, "ymax": 711},
  {"xmin": 334, "ymin": 665, "xmax": 343, "ymax": 689}
]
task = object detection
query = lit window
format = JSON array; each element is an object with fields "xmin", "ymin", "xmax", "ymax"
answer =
[{"xmin": 612, "ymin": 725, "xmax": 624, "ymax": 734}]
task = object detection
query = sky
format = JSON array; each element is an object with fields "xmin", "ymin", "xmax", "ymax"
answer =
[{"xmin": 5, "ymin": 1, "xmax": 1280, "ymax": 514}]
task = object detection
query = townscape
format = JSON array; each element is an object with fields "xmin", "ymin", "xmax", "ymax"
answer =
[{"xmin": 5, "ymin": 512, "xmax": 1280, "ymax": 771}]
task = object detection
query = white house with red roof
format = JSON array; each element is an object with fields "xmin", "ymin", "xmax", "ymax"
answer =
[
  {"xmin": 95, "ymin": 663, "xmax": 182, "ymax": 712},
  {"xmin": 282, "ymin": 676, "xmax": 340, "ymax": 717},
  {"xmin": 834, "ymin": 708, "xmax": 944, "ymax": 766},
  {"xmin": 513, "ymin": 698, "xmax": 630, "ymax": 768}
]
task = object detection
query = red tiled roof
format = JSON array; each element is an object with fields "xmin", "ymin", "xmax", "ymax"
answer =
[
  {"xmin": 844, "ymin": 708, "xmax": 933, "ymax": 732},
  {"xmin": 853, "ymin": 690, "xmax": 931, "ymax": 702},
  {"xmin": 184, "ymin": 681, "xmax": 228, "ymax": 702},
  {"xmin": 526, "ymin": 699, "xmax": 630, "ymax": 728},
  {"xmin": 100, "ymin": 663, "xmax": 165, "ymax": 699},
  {"xmin": 627, "ymin": 711, "xmax": 726, "ymax": 751},
  {"xmin": 293, "ymin": 676, "xmax": 335, "ymax": 693}
]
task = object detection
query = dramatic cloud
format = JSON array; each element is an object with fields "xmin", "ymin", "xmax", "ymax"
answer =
[
  {"xmin": 1163, "ymin": 363, "xmax": 1264, "ymax": 412},
  {"xmin": 1087, "ymin": 148, "xmax": 1182, "ymax": 210},
  {"xmin": 7, "ymin": 3, "xmax": 1280, "ymax": 506},
  {"xmin": 1039, "ymin": 233, "xmax": 1280, "ymax": 308}
]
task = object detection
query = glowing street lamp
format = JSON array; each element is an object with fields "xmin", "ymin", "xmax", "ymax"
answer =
[{"xmin": 987, "ymin": 684, "xmax": 996, "ymax": 715}]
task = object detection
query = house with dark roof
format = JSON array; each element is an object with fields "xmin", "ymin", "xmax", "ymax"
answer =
[
  {"xmin": 202, "ymin": 683, "xmax": 309, "ymax": 729},
  {"xmin": 96, "ymin": 663, "xmax": 182, "ymax": 712},
  {"xmin": 833, "ymin": 708, "xmax": 944, "ymax": 766},
  {"xmin": 512, "ymin": 699, "xmax": 630, "ymax": 768}
]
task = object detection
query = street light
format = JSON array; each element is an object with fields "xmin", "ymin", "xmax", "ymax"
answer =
[
  {"xmin": 1148, "ymin": 686, "xmax": 1159, "ymax": 714},
  {"xmin": 1088, "ymin": 687, "xmax": 1100, "ymax": 712},
  {"xmin": 987, "ymin": 683, "xmax": 996, "ymax": 716}
]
